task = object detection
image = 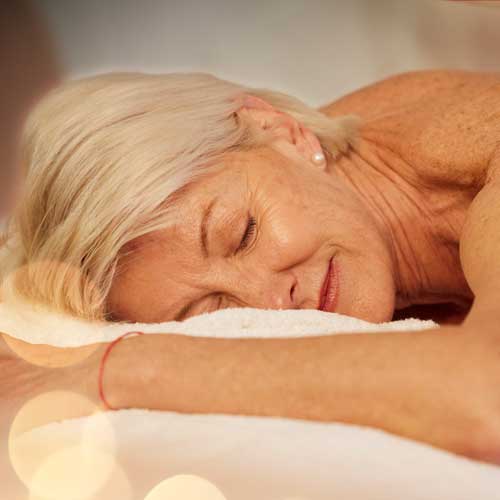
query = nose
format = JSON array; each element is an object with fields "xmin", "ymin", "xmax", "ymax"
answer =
[
  {"xmin": 216, "ymin": 261, "xmax": 300, "ymax": 311},
  {"xmin": 247, "ymin": 272, "xmax": 298, "ymax": 310},
  {"xmin": 267, "ymin": 276, "xmax": 297, "ymax": 309}
]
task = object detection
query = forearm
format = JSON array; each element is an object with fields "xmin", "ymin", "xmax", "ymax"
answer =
[
  {"xmin": 102, "ymin": 330, "xmax": 447, "ymax": 424},
  {"xmin": 87, "ymin": 326, "xmax": 498, "ymax": 460},
  {"xmin": 3, "ymin": 326, "xmax": 499, "ymax": 463}
]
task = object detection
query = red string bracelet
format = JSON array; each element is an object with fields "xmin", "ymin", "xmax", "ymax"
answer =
[{"xmin": 98, "ymin": 331, "xmax": 144, "ymax": 411}]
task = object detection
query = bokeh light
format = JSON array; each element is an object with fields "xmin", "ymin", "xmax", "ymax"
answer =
[
  {"xmin": 9, "ymin": 391, "xmax": 119, "ymax": 500},
  {"xmin": 144, "ymin": 474, "xmax": 227, "ymax": 500},
  {"xmin": 4, "ymin": 334, "xmax": 99, "ymax": 369},
  {"xmin": 2, "ymin": 259, "xmax": 103, "ymax": 368},
  {"xmin": 28, "ymin": 459, "xmax": 133, "ymax": 500}
]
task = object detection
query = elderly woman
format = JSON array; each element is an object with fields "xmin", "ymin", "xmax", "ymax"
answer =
[{"xmin": 1, "ymin": 70, "xmax": 500, "ymax": 464}]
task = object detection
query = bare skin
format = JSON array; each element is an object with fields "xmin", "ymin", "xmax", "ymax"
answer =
[
  {"xmin": 3, "ymin": 70, "xmax": 500, "ymax": 464},
  {"xmin": 108, "ymin": 71, "xmax": 497, "ymax": 326}
]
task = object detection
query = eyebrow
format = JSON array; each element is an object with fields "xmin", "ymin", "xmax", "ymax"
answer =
[{"xmin": 200, "ymin": 198, "xmax": 217, "ymax": 258}]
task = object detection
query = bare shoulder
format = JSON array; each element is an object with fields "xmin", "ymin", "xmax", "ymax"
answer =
[
  {"xmin": 322, "ymin": 70, "xmax": 500, "ymax": 186},
  {"xmin": 320, "ymin": 70, "xmax": 499, "ymax": 120},
  {"xmin": 400, "ymin": 70, "xmax": 500, "ymax": 186}
]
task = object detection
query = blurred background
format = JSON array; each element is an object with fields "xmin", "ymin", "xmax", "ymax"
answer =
[{"xmin": 37, "ymin": 0, "xmax": 500, "ymax": 106}]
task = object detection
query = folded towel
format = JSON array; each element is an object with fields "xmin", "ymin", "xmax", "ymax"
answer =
[
  {"xmin": 0, "ymin": 302, "xmax": 436, "ymax": 347},
  {"xmin": 4, "ymin": 304, "xmax": 500, "ymax": 500}
]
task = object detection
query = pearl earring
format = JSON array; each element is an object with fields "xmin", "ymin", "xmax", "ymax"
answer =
[{"xmin": 312, "ymin": 151, "xmax": 326, "ymax": 165}]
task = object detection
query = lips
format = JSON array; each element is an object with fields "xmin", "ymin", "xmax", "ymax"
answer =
[{"xmin": 318, "ymin": 256, "xmax": 339, "ymax": 312}]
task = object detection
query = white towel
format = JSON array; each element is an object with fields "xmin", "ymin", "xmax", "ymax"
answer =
[
  {"xmin": 0, "ymin": 302, "xmax": 436, "ymax": 347},
  {"xmin": 3, "ymin": 304, "xmax": 500, "ymax": 500}
]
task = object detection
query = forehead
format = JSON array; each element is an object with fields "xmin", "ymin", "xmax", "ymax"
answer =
[
  {"xmin": 173, "ymin": 156, "xmax": 249, "ymax": 226},
  {"xmin": 122, "ymin": 144, "xmax": 290, "ymax": 263}
]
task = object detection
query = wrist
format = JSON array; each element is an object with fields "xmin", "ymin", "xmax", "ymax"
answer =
[
  {"xmin": 87, "ymin": 333, "xmax": 185, "ymax": 411},
  {"xmin": 97, "ymin": 332, "xmax": 145, "ymax": 410}
]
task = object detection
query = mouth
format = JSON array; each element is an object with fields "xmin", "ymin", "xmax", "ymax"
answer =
[{"xmin": 318, "ymin": 256, "xmax": 339, "ymax": 312}]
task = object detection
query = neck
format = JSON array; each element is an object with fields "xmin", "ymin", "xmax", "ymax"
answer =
[{"xmin": 328, "ymin": 136, "xmax": 471, "ymax": 310}]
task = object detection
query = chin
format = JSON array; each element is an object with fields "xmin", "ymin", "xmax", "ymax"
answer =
[
  {"xmin": 347, "ymin": 302, "xmax": 395, "ymax": 323},
  {"xmin": 336, "ymin": 283, "xmax": 396, "ymax": 324},
  {"xmin": 327, "ymin": 251, "xmax": 397, "ymax": 323}
]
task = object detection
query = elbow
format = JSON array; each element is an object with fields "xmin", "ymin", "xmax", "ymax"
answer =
[{"xmin": 457, "ymin": 418, "xmax": 500, "ymax": 465}]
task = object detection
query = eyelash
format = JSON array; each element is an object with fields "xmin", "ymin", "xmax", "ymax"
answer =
[
  {"xmin": 216, "ymin": 295, "xmax": 223, "ymax": 310},
  {"xmin": 183, "ymin": 215, "xmax": 255, "ymax": 317},
  {"xmin": 237, "ymin": 216, "xmax": 257, "ymax": 252}
]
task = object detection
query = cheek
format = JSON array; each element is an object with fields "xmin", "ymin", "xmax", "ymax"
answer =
[
  {"xmin": 251, "ymin": 163, "xmax": 377, "ymax": 261},
  {"xmin": 260, "ymin": 201, "xmax": 324, "ymax": 265},
  {"xmin": 255, "ymin": 181, "xmax": 338, "ymax": 262},
  {"xmin": 325, "ymin": 186, "xmax": 382, "ymax": 245},
  {"xmin": 337, "ymin": 251, "xmax": 396, "ymax": 322}
]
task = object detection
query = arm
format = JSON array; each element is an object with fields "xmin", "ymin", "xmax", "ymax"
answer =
[
  {"xmin": 460, "ymin": 163, "xmax": 500, "ymax": 324},
  {"xmin": 2, "ymin": 323, "xmax": 500, "ymax": 464}
]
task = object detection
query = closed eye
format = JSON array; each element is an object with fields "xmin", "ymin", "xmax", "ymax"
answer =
[{"xmin": 236, "ymin": 215, "xmax": 257, "ymax": 253}]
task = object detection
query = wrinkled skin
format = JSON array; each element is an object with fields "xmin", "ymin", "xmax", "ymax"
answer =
[
  {"xmin": 6, "ymin": 71, "xmax": 500, "ymax": 467},
  {"xmin": 108, "ymin": 146, "xmax": 401, "ymax": 323},
  {"xmin": 108, "ymin": 71, "xmax": 498, "ymax": 325}
]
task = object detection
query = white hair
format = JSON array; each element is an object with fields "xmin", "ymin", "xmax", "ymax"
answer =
[{"xmin": 0, "ymin": 72, "xmax": 357, "ymax": 321}]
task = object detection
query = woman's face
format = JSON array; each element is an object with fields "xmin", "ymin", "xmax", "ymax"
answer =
[{"xmin": 108, "ymin": 145, "xmax": 397, "ymax": 323}]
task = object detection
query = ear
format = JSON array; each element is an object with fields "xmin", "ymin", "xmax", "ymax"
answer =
[{"xmin": 237, "ymin": 95, "xmax": 327, "ymax": 169}]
